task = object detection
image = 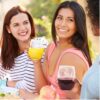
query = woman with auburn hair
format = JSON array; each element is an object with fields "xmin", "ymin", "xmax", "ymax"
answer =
[{"xmin": 0, "ymin": 6, "xmax": 45, "ymax": 97}]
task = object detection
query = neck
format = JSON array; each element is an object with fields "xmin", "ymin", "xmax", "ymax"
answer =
[
  {"xmin": 18, "ymin": 39, "xmax": 30, "ymax": 53},
  {"xmin": 57, "ymin": 38, "xmax": 74, "ymax": 49}
]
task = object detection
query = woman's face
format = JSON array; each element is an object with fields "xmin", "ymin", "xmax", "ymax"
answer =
[
  {"xmin": 7, "ymin": 13, "xmax": 31, "ymax": 43},
  {"xmin": 55, "ymin": 8, "xmax": 76, "ymax": 40}
]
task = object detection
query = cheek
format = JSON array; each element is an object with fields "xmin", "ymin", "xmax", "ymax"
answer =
[
  {"xmin": 71, "ymin": 25, "xmax": 77, "ymax": 32},
  {"xmin": 55, "ymin": 22, "xmax": 57, "ymax": 28},
  {"xmin": 28, "ymin": 23, "xmax": 31, "ymax": 27},
  {"xmin": 10, "ymin": 26, "xmax": 18, "ymax": 33},
  {"xmin": 10, "ymin": 29, "xmax": 17, "ymax": 35},
  {"xmin": 55, "ymin": 20, "xmax": 60, "ymax": 27},
  {"xmin": 28, "ymin": 25, "xmax": 32, "ymax": 31},
  {"xmin": 9, "ymin": 28, "xmax": 19, "ymax": 37}
]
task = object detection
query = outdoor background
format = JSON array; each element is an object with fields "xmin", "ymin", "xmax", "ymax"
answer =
[{"xmin": 0, "ymin": 0, "xmax": 99, "ymax": 59}]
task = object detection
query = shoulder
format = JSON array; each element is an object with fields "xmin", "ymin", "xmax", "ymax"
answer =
[
  {"xmin": 45, "ymin": 42, "xmax": 55, "ymax": 57},
  {"xmin": 60, "ymin": 49, "xmax": 89, "ymax": 69},
  {"xmin": 83, "ymin": 55, "xmax": 100, "ymax": 82},
  {"xmin": 60, "ymin": 49, "xmax": 89, "ymax": 84},
  {"xmin": 61, "ymin": 52, "xmax": 87, "ymax": 69},
  {"xmin": 46, "ymin": 42, "xmax": 55, "ymax": 50},
  {"xmin": 82, "ymin": 67, "xmax": 99, "ymax": 98}
]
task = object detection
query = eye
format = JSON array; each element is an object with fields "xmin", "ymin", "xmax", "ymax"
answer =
[
  {"xmin": 56, "ymin": 16, "xmax": 63, "ymax": 21},
  {"xmin": 69, "ymin": 19, "xmax": 73, "ymax": 21},
  {"xmin": 67, "ymin": 18, "xmax": 74, "ymax": 22},
  {"xmin": 13, "ymin": 23, "xmax": 19, "ymax": 27},
  {"xmin": 23, "ymin": 21, "xmax": 29, "ymax": 25}
]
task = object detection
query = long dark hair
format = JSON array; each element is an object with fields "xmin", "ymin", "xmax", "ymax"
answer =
[
  {"xmin": 1, "ymin": 6, "xmax": 35, "ymax": 69},
  {"xmin": 52, "ymin": 1, "xmax": 92, "ymax": 66},
  {"xmin": 86, "ymin": 0, "xmax": 99, "ymax": 27}
]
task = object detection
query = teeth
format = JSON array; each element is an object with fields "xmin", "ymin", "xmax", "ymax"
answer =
[
  {"xmin": 20, "ymin": 32, "xmax": 27, "ymax": 36},
  {"xmin": 59, "ymin": 29, "xmax": 66, "ymax": 32}
]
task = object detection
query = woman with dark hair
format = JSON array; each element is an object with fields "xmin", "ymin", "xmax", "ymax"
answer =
[
  {"xmin": 32, "ymin": 1, "xmax": 92, "ymax": 99},
  {"xmin": 80, "ymin": 0, "xmax": 99, "ymax": 99},
  {"xmin": 0, "ymin": 6, "xmax": 43, "ymax": 95}
]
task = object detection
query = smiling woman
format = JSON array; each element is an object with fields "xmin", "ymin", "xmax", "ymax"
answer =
[
  {"xmin": 55, "ymin": 8, "xmax": 76, "ymax": 40},
  {"xmin": 0, "ymin": 6, "xmax": 38, "ymax": 95},
  {"xmin": 32, "ymin": 1, "xmax": 92, "ymax": 99},
  {"xmin": 7, "ymin": 13, "xmax": 32, "ymax": 43}
]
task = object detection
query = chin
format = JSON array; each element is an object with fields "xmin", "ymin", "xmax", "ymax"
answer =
[{"xmin": 20, "ymin": 38, "xmax": 30, "ymax": 42}]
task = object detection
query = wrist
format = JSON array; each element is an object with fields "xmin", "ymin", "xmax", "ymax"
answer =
[{"xmin": 33, "ymin": 59, "xmax": 41, "ymax": 63}]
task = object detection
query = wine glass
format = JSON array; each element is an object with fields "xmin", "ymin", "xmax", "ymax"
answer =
[{"xmin": 57, "ymin": 65, "xmax": 76, "ymax": 90}]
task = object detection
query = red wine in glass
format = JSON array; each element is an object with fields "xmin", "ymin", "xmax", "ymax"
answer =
[
  {"xmin": 57, "ymin": 65, "xmax": 76, "ymax": 90},
  {"xmin": 58, "ymin": 78, "xmax": 75, "ymax": 90}
]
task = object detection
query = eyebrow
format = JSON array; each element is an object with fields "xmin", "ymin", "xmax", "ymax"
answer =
[
  {"xmin": 57, "ymin": 14, "xmax": 74, "ymax": 18},
  {"xmin": 23, "ymin": 20, "xmax": 29, "ymax": 22},
  {"xmin": 67, "ymin": 17, "xmax": 74, "ymax": 19},
  {"xmin": 11, "ymin": 20, "xmax": 29, "ymax": 24}
]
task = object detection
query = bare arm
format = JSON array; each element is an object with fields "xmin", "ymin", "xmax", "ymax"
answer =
[
  {"xmin": 32, "ymin": 45, "xmax": 51, "ymax": 92},
  {"xmin": 33, "ymin": 60, "xmax": 48, "ymax": 92},
  {"xmin": 59, "ymin": 52, "xmax": 88, "ymax": 99}
]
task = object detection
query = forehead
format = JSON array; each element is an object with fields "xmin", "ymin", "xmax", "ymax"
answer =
[
  {"xmin": 10, "ymin": 13, "xmax": 29, "ymax": 24},
  {"xmin": 57, "ymin": 8, "xmax": 74, "ymax": 17}
]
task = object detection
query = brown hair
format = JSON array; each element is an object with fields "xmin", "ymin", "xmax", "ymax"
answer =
[
  {"xmin": 51, "ymin": 1, "xmax": 92, "ymax": 66},
  {"xmin": 1, "ymin": 6, "xmax": 35, "ymax": 69}
]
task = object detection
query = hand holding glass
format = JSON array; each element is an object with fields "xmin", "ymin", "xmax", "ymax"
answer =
[{"xmin": 28, "ymin": 37, "xmax": 47, "ymax": 60}]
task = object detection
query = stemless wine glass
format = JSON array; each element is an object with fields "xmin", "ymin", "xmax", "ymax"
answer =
[{"xmin": 57, "ymin": 65, "xmax": 76, "ymax": 90}]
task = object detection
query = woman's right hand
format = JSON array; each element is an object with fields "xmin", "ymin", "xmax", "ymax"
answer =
[
  {"xmin": 59, "ymin": 80, "xmax": 81, "ymax": 99},
  {"xmin": 7, "ymin": 80, "xmax": 18, "ymax": 87}
]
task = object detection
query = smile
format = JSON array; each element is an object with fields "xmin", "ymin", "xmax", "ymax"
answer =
[
  {"xmin": 59, "ymin": 29, "xmax": 69, "ymax": 32},
  {"xmin": 19, "ymin": 31, "xmax": 27, "ymax": 36}
]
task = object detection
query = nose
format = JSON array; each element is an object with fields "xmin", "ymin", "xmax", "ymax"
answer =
[
  {"xmin": 19, "ymin": 24, "xmax": 26, "ymax": 31},
  {"xmin": 61, "ymin": 19, "xmax": 67, "ymax": 27}
]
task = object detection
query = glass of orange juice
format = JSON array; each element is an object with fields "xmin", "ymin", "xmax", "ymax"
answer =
[{"xmin": 28, "ymin": 37, "xmax": 48, "ymax": 60}]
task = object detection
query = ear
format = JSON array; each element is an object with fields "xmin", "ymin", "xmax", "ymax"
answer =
[{"xmin": 6, "ymin": 25, "xmax": 11, "ymax": 33}]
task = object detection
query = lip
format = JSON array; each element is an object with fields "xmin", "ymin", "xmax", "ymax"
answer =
[
  {"xmin": 58, "ymin": 28, "xmax": 69, "ymax": 32},
  {"xmin": 19, "ymin": 31, "xmax": 27, "ymax": 36},
  {"xmin": 59, "ymin": 29, "xmax": 66, "ymax": 32}
]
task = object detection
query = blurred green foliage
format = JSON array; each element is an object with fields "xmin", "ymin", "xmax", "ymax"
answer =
[
  {"xmin": 26, "ymin": 0, "xmax": 59, "ymax": 38},
  {"xmin": 26, "ymin": 0, "xmax": 68, "ymax": 38},
  {"xmin": 88, "ymin": 39, "xmax": 96, "ymax": 61},
  {"xmin": 27, "ymin": 0, "xmax": 59, "ymax": 20},
  {"xmin": 26, "ymin": 0, "xmax": 96, "ymax": 59}
]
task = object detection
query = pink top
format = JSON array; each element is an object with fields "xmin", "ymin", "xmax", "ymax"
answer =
[{"xmin": 46, "ymin": 42, "xmax": 89, "ymax": 98}]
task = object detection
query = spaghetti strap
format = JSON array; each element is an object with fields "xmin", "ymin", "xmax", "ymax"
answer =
[
  {"xmin": 45, "ymin": 42, "xmax": 55, "ymax": 78},
  {"xmin": 56, "ymin": 49, "xmax": 89, "ymax": 69},
  {"xmin": 47, "ymin": 42, "xmax": 55, "ymax": 61}
]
